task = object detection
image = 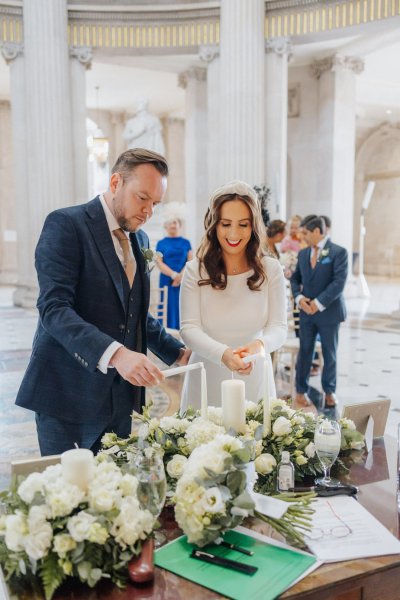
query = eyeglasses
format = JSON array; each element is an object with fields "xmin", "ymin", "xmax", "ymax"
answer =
[{"xmin": 306, "ymin": 500, "xmax": 353, "ymax": 541}]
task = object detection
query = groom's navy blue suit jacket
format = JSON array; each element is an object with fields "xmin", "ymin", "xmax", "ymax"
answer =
[
  {"xmin": 16, "ymin": 196, "xmax": 183, "ymax": 424},
  {"xmin": 290, "ymin": 239, "xmax": 348, "ymax": 325}
]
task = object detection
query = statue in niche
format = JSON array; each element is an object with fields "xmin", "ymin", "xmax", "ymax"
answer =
[{"xmin": 123, "ymin": 97, "xmax": 165, "ymax": 156}]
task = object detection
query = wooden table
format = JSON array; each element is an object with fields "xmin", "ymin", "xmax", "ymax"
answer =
[{"xmin": 9, "ymin": 436, "xmax": 400, "ymax": 600}]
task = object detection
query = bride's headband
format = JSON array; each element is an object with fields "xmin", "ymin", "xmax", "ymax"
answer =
[{"xmin": 208, "ymin": 180, "xmax": 259, "ymax": 208}]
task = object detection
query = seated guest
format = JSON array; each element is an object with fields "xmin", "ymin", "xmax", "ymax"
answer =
[{"xmin": 265, "ymin": 219, "xmax": 286, "ymax": 259}]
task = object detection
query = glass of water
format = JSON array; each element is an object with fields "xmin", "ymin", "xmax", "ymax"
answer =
[
  {"xmin": 135, "ymin": 451, "xmax": 167, "ymax": 546},
  {"xmin": 314, "ymin": 418, "xmax": 341, "ymax": 487}
]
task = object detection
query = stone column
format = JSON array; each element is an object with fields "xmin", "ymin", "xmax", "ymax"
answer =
[
  {"xmin": 21, "ymin": 0, "xmax": 74, "ymax": 306},
  {"xmin": 1, "ymin": 42, "xmax": 33, "ymax": 304},
  {"xmin": 311, "ymin": 54, "xmax": 364, "ymax": 265},
  {"xmin": 178, "ymin": 67, "xmax": 207, "ymax": 250},
  {"xmin": 70, "ymin": 46, "xmax": 92, "ymax": 204},
  {"xmin": 265, "ymin": 38, "xmax": 292, "ymax": 220},
  {"xmin": 219, "ymin": 0, "xmax": 265, "ymax": 184},
  {"xmin": 200, "ymin": 45, "xmax": 220, "ymax": 197}
]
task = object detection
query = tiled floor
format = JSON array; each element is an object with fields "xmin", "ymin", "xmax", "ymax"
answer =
[{"xmin": 0, "ymin": 276, "xmax": 399, "ymax": 489}]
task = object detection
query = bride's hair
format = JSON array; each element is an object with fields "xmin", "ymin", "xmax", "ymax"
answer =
[{"xmin": 197, "ymin": 192, "xmax": 266, "ymax": 290}]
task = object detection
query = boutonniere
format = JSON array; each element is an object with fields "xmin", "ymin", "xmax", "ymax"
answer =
[
  {"xmin": 141, "ymin": 247, "xmax": 162, "ymax": 272},
  {"xmin": 319, "ymin": 248, "xmax": 330, "ymax": 261}
]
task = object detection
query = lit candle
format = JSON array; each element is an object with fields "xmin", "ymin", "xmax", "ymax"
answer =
[
  {"xmin": 61, "ymin": 448, "xmax": 94, "ymax": 490},
  {"xmin": 221, "ymin": 379, "xmax": 246, "ymax": 434},
  {"xmin": 263, "ymin": 359, "xmax": 271, "ymax": 436},
  {"xmin": 200, "ymin": 365, "xmax": 208, "ymax": 419}
]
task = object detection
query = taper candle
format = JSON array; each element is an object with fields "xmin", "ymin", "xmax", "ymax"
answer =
[
  {"xmin": 221, "ymin": 379, "xmax": 246, "ymax": 433},
  {"xmin": 200, "ymin": 366, "xmax": 208, "ymax": 419},
  {"xmin": 263, "ymin": 359, "xmax": 271, "ymax": 436}
]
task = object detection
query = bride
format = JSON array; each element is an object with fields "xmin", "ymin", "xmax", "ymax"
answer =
[{"xmin": 179, "ymin": 180, "xmax": 287, "ymax": 411}]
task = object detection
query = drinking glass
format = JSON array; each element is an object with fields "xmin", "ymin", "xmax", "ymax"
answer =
[
  {"xmin": 135, "ymin": 452, "xmax": 167, "ymax": 546},
  {"xmin": 314, "ymin": 419, "xmax": 341, "ymax": 486}
]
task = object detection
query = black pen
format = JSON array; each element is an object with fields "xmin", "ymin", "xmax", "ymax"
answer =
[
  {"xmin": 191, "ymin": 549, "xmax": 258, "ymax": 575},
  {"xmin": 220, "ymin": 540, "xmax": 254, "ymax": 556}
]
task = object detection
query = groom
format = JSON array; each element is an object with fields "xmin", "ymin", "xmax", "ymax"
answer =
[
  {"xmin": 16, "ymin": 148, "xmax": 190, "ymax": 455},
  {"xmin": 291, "ymin": 216, "xmax": 348, "ymax": 409}
]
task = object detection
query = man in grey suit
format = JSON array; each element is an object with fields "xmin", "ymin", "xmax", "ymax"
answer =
[
  {"xmin": 291, "ymin": 216, "xmax": 348, "ymax": 410},
  {"xmin": 16, "ymin": 148, "xmax": 190, "ymax": 455}
]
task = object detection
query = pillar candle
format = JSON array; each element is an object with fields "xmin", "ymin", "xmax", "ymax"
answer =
[
  {"xmin": 221, "ymin": 379, "xmax": 246, "ymax": 434},
  {"xmin": 263, "ymin": 359, "xmax": 271, "ymax": 436},
  {"xmin": 61, "ymin": 448, "xmax": 94, "ymax": 490},
  {"xmin": 200, "ymin": 366, "xmax": 208, "ymax": 419}
]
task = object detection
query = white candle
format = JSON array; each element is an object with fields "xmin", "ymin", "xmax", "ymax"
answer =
[
  {"xmin": 162, "ymin": 362, "xmax": 204, "ymax": 378},
  {"xmin": 61, "ymin": 448, "xmax": 94, "ymax": 490},
  {"xmin": 263, "ymin": 359, "xmax": 271, "ymax": 436},
  {"xmin": 200, "ymin": 366, "xmax": 208, "ymax": 419},
  {"xmin": 221, "ymin": 379, "xmax": 246, "ymax": 434}
]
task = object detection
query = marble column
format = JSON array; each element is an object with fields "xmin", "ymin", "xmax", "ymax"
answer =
[
  {"xmin": 265, "ymin": 37, "xmax": 292, "ymax": 220},
  {"xmin": 178, "ymin": 67, "xmax": 207, "ymax": 250},
  {"xmin": 20, "ymin": 0, "xmax": 74, "ymax": 306},
  {"xmin": 219, "ymin": 0, "xmax": 265, "ymax": 184},
  {"xmin": 1, "ymin": 43, "xmax": 33, "ymax": 304},
  {"xmin": 311, "ymin": 54, "xmax": 364, "ymax": 266},
  {"xmin": 70, "ymin": 46, "xmax": 92, "ymax": 204},
  {"xmin": 200, "ymin": 44, "xmax": 220, "ymax": 197}
]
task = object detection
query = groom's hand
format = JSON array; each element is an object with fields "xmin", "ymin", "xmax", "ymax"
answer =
[{"xmin": 110, "ymin": 347, "xmax": 164, "ymax": 387}]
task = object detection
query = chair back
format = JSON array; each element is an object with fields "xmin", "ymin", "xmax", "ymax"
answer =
[
  {"xmin": 11, "ymin": 455, "xmax": 61, "ymax": 477},
  {"xmin": 149, "ymin": 285, "xmax": 168, "ymax": 327}
]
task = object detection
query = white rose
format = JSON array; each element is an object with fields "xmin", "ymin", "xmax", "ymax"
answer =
[
  {"xmin": 53, "ymin": 533, "xmax": 77, "ymax": 557},
  {"xmin": 201, "ymin": 487, "xmax": 225, "ymax": 514},
  {"xmin": 166, "ymin": 455, "xmax": 188, "ymax": 479},
  {"xmin": 255, "ymin": 453, "xmax": 277, "ymax": 475},
  {"xmin": 110, "ymin": 497, "xmax": 154, "ymax": 549},
  {"xmin": 296, "ymin": 455, "xmax": 308, "ymax": 466},
  {"xmin": 67, "ymin": 511, "xmax": 97, "ymax": 542},
  {"xmin": 47, "ymin": 483, "xmax": 85, "ymax": 518},
  {"xmin": 244, "ymin": 401, "xmax": 258, "ymax": 416},
  {"xmin": 340, "ymin": 418, "xmax": 356, "ymax": 430},
  {"xmin": 24, "ymin": 521, "xmax": 53, "ymax": 560},
  {"xmin": 5, "ymin": 512, "xmax": 27, "ymax": 552},
  {"xmin": 88, "ymin": 488, "xmax": 119, "ymax": 512},
  {"xmin": 304, "ymin": 442, "xmax": 316, "ymax": 458},
  {"xmin": 273, "ymin": 416, "xmax": 292, "ymax": 437},
  {"xmin": 119, "ymin": 473, "xmax": 138, "ymax": 497},
  {"xmin": 18, "ymin": 472, "xmax": 44, "ymax": 504}
]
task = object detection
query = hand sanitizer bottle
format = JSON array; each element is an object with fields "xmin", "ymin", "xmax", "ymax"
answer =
[{"xmin": 277, "ymin": 451, "xmax": 295, "ymax": 491}]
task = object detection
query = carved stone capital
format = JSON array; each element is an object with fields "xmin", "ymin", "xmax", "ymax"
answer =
[
  {"xmin": 310, "ymin": 54, "xmax": 364, "ymax": 79},
  {"xmin": 69, "ymin": 46, "xmax": 93, "ymax": 70},
  {"xmin": 178, "ymin": 67, "xmax": 206, "ymax": 89},
  {"xmin": 1, "ymin": 42, "xmax": 24, "ymax": 65},
  {"xmin": 265, "ymin": 37, "xmax": 293, "ymax": 61},
  {"xmin": 199, "ymin": 44, "xmax": 219, "ymax": 64}
]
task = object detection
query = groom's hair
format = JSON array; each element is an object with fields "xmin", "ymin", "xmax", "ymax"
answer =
[
  {"xmin": 303, "ymin": 216, "xmax": 326, "ymax": 235},
  {"xmin": 111, "ymin": 148, "xmax": 168, "ymax": 179}
]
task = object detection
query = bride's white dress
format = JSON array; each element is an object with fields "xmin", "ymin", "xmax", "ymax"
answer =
[{"xmin": 179, "ymin": 256, "xmax": 287, "ymax": 411}]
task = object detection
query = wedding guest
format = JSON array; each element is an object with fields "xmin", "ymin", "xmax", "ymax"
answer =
[
  {"xmin": 156, "ymin": 215, "xmax": 193, "ymax": 329},
  {"xmin": 291, "ymin": 216, "xmax": 348, "ymax": 410},
  {"xmin": 265, "ymin": 219, "xmax": 286, "ymax": 259},
  {"xmin": 281, "ymin": 215, "xmax": 302, "ymax": 254},
  {"xmin": 179, "ymin": 180, "xmax": 287, "ymax": 411},
  {"xmin": 15, "ymin": 148, "xmax": 190, "ymax": 456}
]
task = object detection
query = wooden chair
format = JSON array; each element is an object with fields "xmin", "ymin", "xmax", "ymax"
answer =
[
  {"xmin": 149, "ymin": 285, "xmax": 168, "ymax": 328},
  {"xmin": 11, "ymin": 455, "xmax": 61, "ymax": 477}
]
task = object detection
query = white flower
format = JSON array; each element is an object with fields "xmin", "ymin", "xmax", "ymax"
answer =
[
  {"xmin": 295, "ymin": 455, "xmax": 308, "ymax": 466},
  {"xmin": 270, "ymin": 398, "xmax": 288, "ymax": 410},
  {"xmin": 67, "ymin": 511, "xmax": 97, "ymax": 542},
  {"xmin": 293, "ymin": 414, "xmax": 306, "ymax": 425},
  {"xmin": 110, "ymin": 497, "xmax": 154, "ymax": 549},
  {"xmin": 185, "ymin": 419, "xmax": 225, "ymax": 452},
  {"xmin": 53, "ymin": 533, "xmax": 77, "ymax": 557},
  {"xmin": 304, "ymin": 442, "xmax": 316, "ymax": 458},
  {"xmin": 273, "ymin": 416, "xmax": 292, "ymax": 436},
  {"xmin": 24, "ymin": 520, "xmax": 53, "ymax": 560},
  {"xmin": 18, "ymin": 472, "xmax": 44, "ymax": 504},
  {"xmin": 88, "ymin": 522, "xmax": 109, "ymax": 545},
  {"xmin": 166, "ymin": 455, "xmax": 188, "ymax": 479},
  {"xmin": 160, "ymin": 416, "xmax": 190, "ymax": 433},
  {"xmin": 5, "ymin": 511, "xmax": 27, "ymax": 552},
  {"xmin": 201, "ymin": 487, "xmax": 226, "ymax": 514},
  {"xmin": 244, "ymin": 401, "xmax": 258, "ymax": 416},
  {"xmin": 119, "ymin": 473, "xmax": 138, "ymax": 497},
  {"xmin": 255, "ymin": 453, "xmax": 277, "ymax": 475},
  {"xmin": 350, "ymin": 440, "xmax": 365, "ymax": 450},
  {"xmin": 339, "ymin": 418, "xmax": 356, "ymax": 430},
  {"xmin": 207, "ymin": 406, "xmax": 224, "ymax": 426},
  {"xmin": 255, "ymin": 440, "xmax": 264, "ymax": 457},
  {"xmin": 88, "ymin": 488, "xmax": 119, "ymax": 513},
  {"xmin": 46, "ymin": 481, "xmax": 85, "ymax": 518}
]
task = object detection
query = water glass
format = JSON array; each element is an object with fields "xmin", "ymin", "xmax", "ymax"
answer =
[
  {"xmin": 314, "ymin": 419, "xmax": 341, "ymax": 487},
  {"xmin": 135, "ymin": 451, "xmax": 167, "ymax": 546}
]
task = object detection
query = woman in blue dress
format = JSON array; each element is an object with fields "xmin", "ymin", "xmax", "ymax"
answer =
[{"xmin": 156, "ymin": 218, "xmax": 192, "ymax": 329}]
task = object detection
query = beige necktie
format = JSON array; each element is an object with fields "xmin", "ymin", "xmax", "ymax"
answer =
[
  {"xmin": 113, "ymin": 228, "xmax": 136, "ymax": 287},
  {"xmin": 311, "ymin": 246, "xmax": 318, "ymax": 269}
]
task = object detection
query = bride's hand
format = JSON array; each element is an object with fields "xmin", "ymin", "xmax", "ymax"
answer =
[
  {"xmin": 222, "ymin": 348, "xmax": 253, "ymax": 375},
  {"xmin": 234, "ymin": 339, "xmax": 264, "ymax": 360}
]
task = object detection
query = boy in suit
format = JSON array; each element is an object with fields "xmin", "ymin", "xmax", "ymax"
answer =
[{"xmin": 291, "ymin": 216, "xmax": 348, "ymax": 409}]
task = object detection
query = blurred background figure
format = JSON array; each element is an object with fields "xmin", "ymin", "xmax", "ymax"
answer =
[
  {"xmin": 156, "ymin": 203, "xmax": 192, "ymax": 330},
  {"xmin": 265, "ymin": 219, "xmax": 286, "ymax": 259},
  {"xmin": 281, "ymin": 215, "xmax": 302, "ymax": 253},
  {"xmin": 320, "ymin": 215, "xmax": 331, "ymax": 237}
]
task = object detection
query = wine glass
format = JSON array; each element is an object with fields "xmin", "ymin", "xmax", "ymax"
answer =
[
  {"xmin": 314, "ymin": 419, "xmax": 341, "ymax": 487},
  {"xmin": 135, "ymin": 451, "xmax": 167, "ymax": 546}
]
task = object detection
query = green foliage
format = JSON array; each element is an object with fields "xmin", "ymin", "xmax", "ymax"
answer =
[{"xmin": 39, "ymin": 553, "xmax": 65, "ymax": 600}]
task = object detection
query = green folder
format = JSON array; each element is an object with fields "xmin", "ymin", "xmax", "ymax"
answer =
[{"xmin": 155, "ymin": 529, "xmax": 317, "ymax": 600}]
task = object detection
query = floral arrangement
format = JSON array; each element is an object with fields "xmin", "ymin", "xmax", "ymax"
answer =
[
  {"xmin": 0, "ymin": 457, "xmax": 156, "ymax": 600},
  {"xmin": 140, "ymin": 247, "xmax": 162, "ymax": 272},
  {"xmin": 279, "ymin": 250, "xmax": 298, "ymax": 277}
]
